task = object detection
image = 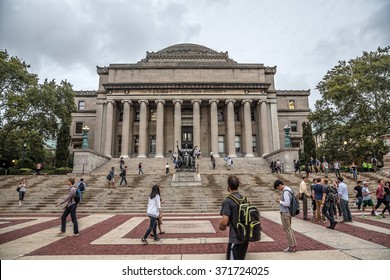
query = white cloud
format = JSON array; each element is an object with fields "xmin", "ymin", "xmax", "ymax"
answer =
[{"xmin": 1, "ymin": 0, "xmax": 388, "ymax": 108}]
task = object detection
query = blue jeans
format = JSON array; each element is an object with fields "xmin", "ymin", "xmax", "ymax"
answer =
[
  {"xmin": 143, "ymin": 215, "xmax": 158, "ymax": 240},
  {"xmin": 322, "ymin": 202, "xmax": 335, "ymax": 224},
  {"xmin": 340, "ymin": 199, "xmax": 352, "ymax": 221},
  {"xmin": 352, "ymin": 170, "xmax": 358, "ymax": 180},
  {"xmin": 61, "ymin": 204, "xmax": 78, "ymax": 234},
  {"xmin": 356, "ymin": 196, "xmax": 363, "ymax": 210}
]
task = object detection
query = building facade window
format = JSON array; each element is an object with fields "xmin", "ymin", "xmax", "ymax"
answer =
[
  {"xmin": 75, "ymin": 122, "xmax": 83, "ymax": 134},
  {"xmin": 133, "ymin": 136, "xmax": 139, "ymax": 153},
  {"xmin": 218, "ymin": 136, "xmax": 225, "ymax": 154},
  {"xmin": 150, "ymin": 109, "xmax": 157, "ymax": 122},
  {"xmin": 149, "ymin": 135, "xmax": 156, "ymax": 154},
  {"xmin": 290, "ymin": 121, "xmax": 298, "ymax": 132},
  {"xmin": 117, "ymin": 135, "xmax": 122, "ymax": 154},
  {"xmin": 218, "ymin": 109, "xmax": 224, "ymax": 122},
  {"xmin": 234, "ymin": 108, "xmax": 240, "ymax": 122},
  {"xmin": 78, "ymin": 101, "xmax": 85, "ymax": 110},
  {"xmin": 288, "ymin": 100, "xmax": 295, "ymax": 110},
  {"xmin": 252, "ymin": 135, "xmax": 257, "ymax": 152},
  {"xmin": 251, "ymin": 107, "xmax": 255, "ymax": 121},
  {"xmin": 134, "ymin": 108, "xmax": 140, "ymax": 122},
  {"xmin": 235, "ymin": 135, "xmax": 241, "ymax": 153}
]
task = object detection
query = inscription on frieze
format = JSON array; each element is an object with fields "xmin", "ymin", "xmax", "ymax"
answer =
[{"xmin": 141, "ymin": 89, "xmax": 226, "ymax": 94}]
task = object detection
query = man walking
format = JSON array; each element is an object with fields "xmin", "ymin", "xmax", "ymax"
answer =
[
  {"xmin": 322, "ymin": 179, "xmax": 337, "ymax": 229},
  {"xmin": 219, "ymin": 175, "xmax": 249, "ymax": 260},
  {"xmin": 274, "ymin": 179, "xmax": 297, "ymax": 252},
  {"xmin": 338, "ymin": 176, "xmax": 352, "ymax": 222},
  {"xmin": 120, "ymin": 166, "xmax": 128, "ymax": 187},
  {"xmin": 298, "ymin": 176, "xmax": 310, "ymax": 220},
  {"xmin": 361, "ymin": 181, "xmax": 377, "ymax": 217},
  {"xmin": 57, "ymin": 178, "xmax": 79, "ymax": 236}
]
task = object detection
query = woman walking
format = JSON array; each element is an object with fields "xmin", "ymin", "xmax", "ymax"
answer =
[
  {"xmin": 141, "ymin": 185, "xmax": 162, "ymax": 244},
  {"xmin": 18, "ymin": 179, "xmax": 27, "ymax": 207}
]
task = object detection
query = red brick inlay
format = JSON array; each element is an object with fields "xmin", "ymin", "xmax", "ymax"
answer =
[
  {"xmin": 296, "ymin": 216, "xmax": 390, "ymax": 248},
  {"xmin": 26, "ymin": 215, "xmax": 332, "ymax": 256},
  {"xmin": 0, "ymin": 215, "xmax": 87, "ymax": 245}
]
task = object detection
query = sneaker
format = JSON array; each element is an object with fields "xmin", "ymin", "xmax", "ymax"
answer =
[
  {"xmin": 73, "ymin": 233, "xmax": 79, "ymax": 237},
  {"xmin": 382, "ymin": 213, "xmax": 386, "ymax": 218},
  {"xmin": 361, "ymin": 214, "xmax": 366, "ymax": 218},
  {"xmin": 154, "ymin": 237, "xmax": 161, "ymax": 242},
  {"xmin": 283, "ymin": 246, "xmax": 297, "ymax": 252},
  {"xmin": 141, "ymin": 238, "xmax": 148, "ymax": 245}
]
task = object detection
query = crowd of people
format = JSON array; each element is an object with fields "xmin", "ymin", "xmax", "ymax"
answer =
[{"xmin": 13, "ymin": 153, "xmax": 388, "ymax": 260}]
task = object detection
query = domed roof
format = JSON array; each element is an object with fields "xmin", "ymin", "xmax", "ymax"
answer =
[{"xmin": 139, "ymin": 43, "xmax": 236, "ymax": 63}]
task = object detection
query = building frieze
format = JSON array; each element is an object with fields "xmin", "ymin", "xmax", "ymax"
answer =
[{"xmin": 102, "ymin": 82, "xmax": 270, "ymax": 94}]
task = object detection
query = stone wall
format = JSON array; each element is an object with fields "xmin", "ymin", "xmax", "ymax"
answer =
[
  {"xmin": 263, "ymin": 148, "xmax": 300, "ymax": 173},
  {"xmin": 73, "ymin": 149, "xmax": 111, "ymax": 175}
]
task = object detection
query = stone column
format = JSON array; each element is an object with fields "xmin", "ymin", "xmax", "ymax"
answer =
[
  {"xmin": 103, "ymin": 100, "xmax": 115, "ymax": 157},
  {"xmin": 191, "ymin": 99, "xmax": 202, "ymax": 150},
  {"xmin": 173, "ymin": 99, "xmax": 183, "ymax": 150},
  {"xmin": 138, "ymin": 100, "xmax": 149, "ymax": 158},
  {"xmin": 155, "ymin": 99, "xmax": 165, "ymax": 158},
  {"xmin": 120, "ymin": 100, "xmax": 132, "ymax": 158},
  {"xmin": 94, "ymin": 100, "xmax": 104, "ymax": 153},
  {"xmin": 209, "ymin": 99, "xmax": 219, "ymax": 157},
  {"xmin": 269, "ymin": 99, "xmax": 280, "ymax": 151},
  {"xmin": 226, "ymin": 99, "xmax": 236, "ymax": 157},
  {"xmin": 258, "ymin": 100, "xmax": 271, "ymax": 155},
  {"xmin": 242, "ymin": 99, "xmax": 254, "ymax": 157}
]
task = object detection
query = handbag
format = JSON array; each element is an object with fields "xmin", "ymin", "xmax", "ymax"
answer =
[
  {"xmin": 16, "ymin": 187, "xmax": 21, "ymax": 192},
  {"xmin": 297, "ymin": 192, "xmax": 304, "ymax": 200}
]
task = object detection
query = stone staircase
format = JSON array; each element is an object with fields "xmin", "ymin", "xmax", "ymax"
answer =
[{"xmin": 0, "ymin": 157, "xmax": 389, "ymax": 214}]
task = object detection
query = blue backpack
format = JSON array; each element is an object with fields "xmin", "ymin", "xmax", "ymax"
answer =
[{"xmin": 74, "ymin": 189, "xmax": 81, "ymax": 204}]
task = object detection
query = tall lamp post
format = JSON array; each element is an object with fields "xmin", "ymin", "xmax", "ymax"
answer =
[
  {"xmin": 22, "ymin": 143, "xmax": 27, "ymax": 168},
  {"xmin": 82, "ymin": 125, "xmax": 90, "ymax": 149},
  {"xmin": 343, "ymin": 141, "xmax": 348, "ymax": 163}
]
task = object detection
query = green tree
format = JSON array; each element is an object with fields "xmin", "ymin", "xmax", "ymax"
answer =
[
  {"xmin": 302, "ymin": 122, "xmax": 316, "ymax": 163},
  {"xmin": 309, "ymin": 46, "xmax": 390, "ymax": 164},
  {"xmin": 0, "ymin": 50, "xmax": 76, "ymax": 168}
]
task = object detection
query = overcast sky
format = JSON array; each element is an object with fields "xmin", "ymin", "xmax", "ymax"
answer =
[{"xmin": 1, "ymin": 0, "xmax": 389, "ymax": 108}]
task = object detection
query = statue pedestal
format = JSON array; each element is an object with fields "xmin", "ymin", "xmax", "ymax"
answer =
[
  {"xmin": 171, "ymin": 172, "xmax": 202, "ymax": 187},
  {"xmin": 380, "ymin": 134, "xmax": 390, "ymax": 175},
  {"xmin": 382, "ymin": 154, "xmax": 390, "ymax": 175}
]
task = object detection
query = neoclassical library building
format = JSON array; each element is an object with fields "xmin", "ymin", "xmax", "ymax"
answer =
[{"xmin": 71, "ymin": 43, "xmax": 310, "ymax": 158}]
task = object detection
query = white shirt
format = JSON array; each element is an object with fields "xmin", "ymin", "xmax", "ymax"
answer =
[
  {"xmin": 338, "ymin": 182, "xmax": 349, "ymax": 201},
  {"xmin": 147, "ymin": 194, "xmax": 161, "ymax": 218}
]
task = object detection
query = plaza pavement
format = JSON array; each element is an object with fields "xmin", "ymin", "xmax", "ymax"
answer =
[{"xmin": 1, "ymin": 210, "xmax": 389, "ymax": 260}]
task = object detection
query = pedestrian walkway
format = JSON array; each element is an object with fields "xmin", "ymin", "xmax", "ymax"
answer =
[{"xmin": 1, "ymin": 211, "xmax": 389, "ymax": 260}]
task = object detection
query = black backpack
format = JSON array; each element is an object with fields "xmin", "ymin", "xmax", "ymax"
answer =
[
  {"xmin": 283, "ymin": 189, "xmax": 300, "ymax": 217},
  {"xmin": 327, "ymin": 186, "xmax": 337, "ymax": 203},
  {"xmin": 73, "ymin": 189, "xmax": 81, "ymax": 204},
  {"xmin": 227, "ymin": 194, "xmax": 261, "ymax": 242},
  {"xmin": 78, "ymin": 182, "xmax": 86, "ymax": 192}
]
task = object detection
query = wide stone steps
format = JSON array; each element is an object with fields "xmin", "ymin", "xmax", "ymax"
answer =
[{"xmin": 1, "ymin": 156, "xmax": 389, "ymax": 214}]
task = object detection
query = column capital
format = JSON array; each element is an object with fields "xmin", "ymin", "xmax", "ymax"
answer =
[
  {"xmin": 257, "ymin": 99, "xmax": 267, "ymax": 105},
  {"xmin": 172, "ymin": 99, "xmax": 183, "ymax": 104},
  {"xmin": 121, "ymin": 100, "xmax": 132, "ymax": 105},
  {"xmin": 138, "ymin": 100, "xmax": 149, "ymax": 105},
  {"xmin": 105, "ymin": 100, "xmax": 116, "ymax": 105},
  {"xmin": 191, "ymin": 99, "xmax": 202, "ymax": 105},
  {"xmin": 241, "ymin": 99, "xmax": 253, "ymax": 105},
  {"xmin": 225, "ymin": 99, "xmax": 236, "ymax": 105},
  {"xmin": 209, "ymin": 99, "xmax": 219, "ymax": 104},
  {"xmin": 155, "ymin": 99, "xmax": 166, "ymax": 105}
]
